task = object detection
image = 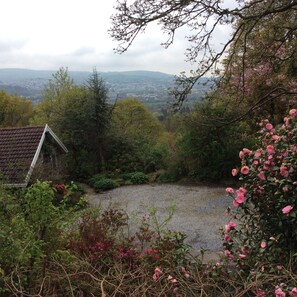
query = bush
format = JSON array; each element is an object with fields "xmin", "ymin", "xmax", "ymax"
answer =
[
  {"xmin": 223, "ymin": 109, "xmax": 297, "ymax": 294},
  {"xmin": 89, "ymin": 173, "xmax": 106, "ymax": 187},
  {"xmin": 130, "ymin": 172, "xmax": 149, "ymax": 184},
  {"xmin": 93, "ymin": 178, "xmax": 118, "ymax": 192}
]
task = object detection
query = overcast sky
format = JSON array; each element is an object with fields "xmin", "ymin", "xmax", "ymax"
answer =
[{"xmin": 0, "ymin": 0, "xmax": 233, "ymax": 75}]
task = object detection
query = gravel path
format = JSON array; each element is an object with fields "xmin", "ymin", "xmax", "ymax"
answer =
[{"xmin": 88, "ymin": 183, "xmax": 230, "ymax": 256}]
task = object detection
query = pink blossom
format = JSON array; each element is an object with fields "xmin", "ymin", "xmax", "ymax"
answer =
[
  {"xmin": 258, "ymin": 171, "xmax": 266, "ymax": 181},
  {"xmin": 243, "ymin": 148, "xmax": 252, "ymax": 155},
  {"xmin": 168, "ymin": 275, "xmax": 177, "ymax": 284},
  {"xmin": 152, "ymin": 274, "xmax": 158, "ymax": 281},
  {"xmin": 282, "ymin": 186, "xmax": 288, "ymax": 192},
  {"xmin": 232, "ymin": 168, "xmax": 238, "ymax": 176},
  {"xmin": 225, "ymin": 221, "xmax": 236, "ymax": 232},
  {"xmin": 255, "ymin": 149, "xmax": 262, "ymax": 158},
  {"xmin": 235, "ymin": 194, "xmax": 245, "ymax": 204},
  {"xmin": 282, "ymin": 205, "xmax": 293, "ymax": 215},
  {"xmin": 291, "ymin": 288, "xmax": 297, "ymax": 296},
  {"xmin": 226, "ymin": 251, "xmax": 234, "ymax": 261},
  {"xmin": 241, "ymin": 166, "xmax": 250, "ymax": 175},
  {"xmin": 154, "ymin": 267, "xmax": 162, "ymax": 276},
  {"xmin": 261, "ymin": 241, "xmax": 267, "ymax": 249},
  {"xmin": 232, "ymin": 199, "xmax": 239, "ymax": 208},
  {"xmin": 224, "ymin": 234, "xmax": 231, "ymax": 242},
  {"xmin": 239, "ymin": 150, "xmax": 245, "ymax": 159},
  {"xmin": 275, "ymin": 287, "xmax": 286, "ymax": 297},
  {"xmin": 239, "ymin": 254, "xmax": 246, "ymax": 259},
  {"xmin": 277, "ymin": 265, "xmax": 283, "ymax": 271},
  {"xmin": 226, "ymin": 187, "xmax": 234, "ymax": 194},
  {"xmin": 284, "ymin": 117, "xmax": 290, "ymax": 125},
  {"xmin": 265, "ymin": 123, "xmax": 273, "ymax": 130},
  {"xmin": 237, "ymin": 187, "xmax": 247, "ymax": 195},
  {"xmin": 267, "ymin": 145, "xmax": 275, "ymax": 154},
  {"xmin": 289, "ymin": 109, "xmax": 297, "ymax": 117},
  {"xmin": 280, "ymin": 166, "xmax": 289, "ymax": 178}
]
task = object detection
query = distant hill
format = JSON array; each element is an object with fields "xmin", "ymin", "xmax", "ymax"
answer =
[{"xmin": 0, "ymin": 68, "xmax": 212, "ymax": 112}]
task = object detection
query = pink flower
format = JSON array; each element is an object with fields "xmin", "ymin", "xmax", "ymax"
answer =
[
  {"xmin": 152, "ymin": 274, "xmax": 158, "ymax": 281},
  {"xmin": 280, "ymin": 166, "xmax": 289, "ymax": 178},
  {"xmin": 241, "ymin": 166, "xmax": 250, "ymax": 175},
  {"xmin": 226, "ymin": 187, "xmax": 234, "ymax": 194},
  {"xmin": 233, "ymin": 199, "xmax": 239, "ymax": 208},
  {"xmin": 282, "ymin": 205, "xmax": 293, "ymax": 215},
  {"xmin": 239, "ymin": 254, "xmax": 246, "ymax": 259},
  {"xmin": 232, "ymin": 168, "xmax": 238, "ymax": 176},
  {"xmin": 239, "ymin": 151, "xmax": 245, "ymax": 159},
  {"xmin": 258, "ymin": 171, "xmax": 266, "ymax": 181},
  {"xmin": 168, "ymin": 275, "xmax": 177, "ymax": 284},
  {"xmin": 235, "ymin": 194, "xmax": 245, "ymax": 204},
  {"xmin": 255, "ymin": 149, "xmax": 262, "ymax": 158},
  {"xmin": 154, "ymin": 267, "xmax": 162, "ymax": 276},
  {"xmin": 265, "ymin": 123, "xmax": 273, "ymax": 130},
  {"xmin": 237, "ymin": 187, "xmax": 247, "ymax": 195},
  {"xmin": 243, "ymin": 148, "xmax": 252, "ymax": 155},
  {"xmin": 267, "ymin": 145, "xmax": 275, "ymax": 154},
  {"xmin": 275, "ymin": 287, "xmax": 286, "ymax": 297},
  {"xmin": 224, "ymin": 234, "xmax": 231, "ymax": 242},
  {"xmin": 289, "ymin": 109, "xmax": 297, "ymax": 117},
  {"xmin": 291, "ymin": 288, "xmax": 297, "ymax": 296},
  {"xmin": 225, "ymin": 221, "xmax": 236, "ymax": 232},
  {"xmin": 261, "ymin": 241, "xmax": 267, "ymax": 249},
  {"xmin": 224, "ymin": 250, "xmax": 234, "ymax": 261}
]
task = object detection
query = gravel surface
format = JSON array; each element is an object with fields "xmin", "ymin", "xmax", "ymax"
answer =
[{"xmin": 88, "ymin": 183, "xmax": 231, "ymax": 255}]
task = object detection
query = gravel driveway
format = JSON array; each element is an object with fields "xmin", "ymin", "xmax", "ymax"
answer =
[{"xmin": 88, "ymin": 183, "xmax": 230, "ymax": 258}]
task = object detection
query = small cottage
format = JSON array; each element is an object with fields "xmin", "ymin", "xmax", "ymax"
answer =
[{"xmin": 0, "ymin": 124, "xmax": 68, "ymax": 187}]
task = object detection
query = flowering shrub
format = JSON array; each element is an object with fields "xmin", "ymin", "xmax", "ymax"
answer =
[{"xmin": 223, "ymin": 109, "xmax": 297, "ymax": 292}]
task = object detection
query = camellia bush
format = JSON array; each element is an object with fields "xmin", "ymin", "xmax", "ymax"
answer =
[{"xmin": 224, "ymin": 109, "xmax": 297, "ymax": 296}]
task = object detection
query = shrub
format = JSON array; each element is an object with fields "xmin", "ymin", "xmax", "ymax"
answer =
[
  {"xmin": 93, "ymin": 178, "xmax": 118, "ymax": 191},
  {"xmin": 130, "ymin": 172, "xmax": 149, "ymax": 184},
  {"xmin": 223, "ymin": 109, "xmax": 297, "ymax": 293},
  {"xmin": 89, "ymin": 173, "xmax": 106, "ymax": 187}
]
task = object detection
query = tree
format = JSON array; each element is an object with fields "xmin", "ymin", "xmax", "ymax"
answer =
[
  {"xmin": 0, "ymin": 91, "xmax": 34, "ymax": 127},
  {"xmin": 33, "ymin": 68, "xmax": 113, "ymax": 178},
  {"xmin": 86, "ymin": 69, "xmax": 112, "ymax": 172},
  {"xmin": 110, "ymin": 0, "xmax": 297, "ymax": 113}
]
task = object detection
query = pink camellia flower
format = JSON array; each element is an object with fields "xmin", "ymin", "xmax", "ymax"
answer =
[
  {"xmin": 225, "ymin": 221, "xmax": 236, "ymax": 232},
  {"xmin": 261, "ymin": 241, "xmax": 267, "ymax": 249},
  {"xmin": 266, "ymin": 145, "xmax": 275, "ymax": 154},
  {"xmin": 243, "ymin": 148, "xmax": 252, "ymax": 155},
  {"xmin": 233, "ymin": 199, "xmax": 239, "ymax": 208},
  {"xmin": 224, "ymin": 234, "xmax": 231, "ymax": 242},
  {"xmin": 241, "ymin": 166, "xmax": 250, "ymax": 175},
  {"xmin": 237, "ymin": 187, "xmax": 247, "ymax": 195},
  {"xmin": 232, "ymin": 168, "xmax": 238, "ymax": 176},
  {"xmin": 154, "ymin": 267, "xmax": 162, "ymax": 276},
  {"xmin": 280, "ymin": 166, "xmax": 289, "ymax": 178},
  {"xmin": 265, "ymin": 123, "xmax": 273, "ymax": 130},
  {"xmin": 291, "ymin": 287, "xmax": 297, "ymax": 296},
  {"xmin": 255, "ymin": 149, "xmax": 262, "ymax": 158},
  {"xmin": 226, "ymin": 187, "xmax": 234, "ymax": 194},
  {"xmin": 275, "ymin": 287, "xmax": 286, "ymax": 297},
  {"xmin": 235, "ymin": 194, "xmax": 245, "ymax": 204},
  {"xmin": 152, "ymin": 274, "xmax": 158, "ymax": 281},
  {"xmin": 282, "ymin": 205, "xmax": 293, "ymax": 215},
  {"xmin": 224, "ymin": 249, "xmax": 234, "ymax": 261},
  {"xmin": 239, "ymin": 150, "xmax": 245, "ymax": 159},
  {"xmin": 239, "ymin": 254, "xmax": 247, "ymax": 259},
  {"xmin": 258, "ymin": 171, "xmax": 266, "ymax": 181},
  {"xmin": 289, "ymin": 109, "xmax": 297, "ymax": 117},
  {"xmin": 167, "ymin": 275, "xmax": 177, "ymax": 284}
]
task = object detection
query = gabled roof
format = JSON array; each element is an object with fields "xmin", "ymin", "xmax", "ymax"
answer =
[{"xmin": 0, "ymin": 124, "xmax": 68, "ymax": 187}]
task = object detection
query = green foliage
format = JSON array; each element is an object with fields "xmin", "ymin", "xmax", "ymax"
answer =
[
  {"xmin": 129, "ymin": 172, "xmax": 149, "ymax": 184},
  {"xmin": 93, "ymin": 178, "xmax": 118, "ymax": 192},
  {"xmin": 179, "ymin": 100, "xmax": 254, "ymax": 181},
  {"xmin": 0, "ymin": 90, "xmax": 34, "ymax": 127}
]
